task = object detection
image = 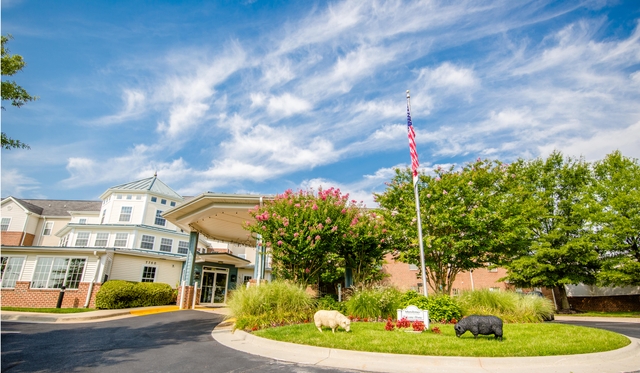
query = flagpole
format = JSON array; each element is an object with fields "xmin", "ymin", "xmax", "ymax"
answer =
[{"xmin": 407, "ymin": 90, "xmax": 429, "ymax": 297}]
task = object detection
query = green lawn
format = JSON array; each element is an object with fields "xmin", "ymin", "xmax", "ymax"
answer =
[
  {"xmin": 253, "ymin": 322, "xmax": 630, "ymax": 357},
  {"xmin": 1, "ymin": 307, "xmax": 96, "ymax": 314}
]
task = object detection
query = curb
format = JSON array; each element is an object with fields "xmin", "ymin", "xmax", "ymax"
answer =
[
  {"xmin": 1, "ymin": 305, "xmax": 181, "ymax": 323},
  {"xmin": 211, "ymin": 329, "xmax": 640, "ymax": 373}
]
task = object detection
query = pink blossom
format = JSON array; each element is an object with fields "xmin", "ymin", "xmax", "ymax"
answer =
[
  {"xmin": 380, "ymin": 239, "xmax": 385, "ymax": 243},
  {"xmin": 332, "ymin": 226, "xmax": 338, "ymax": 232},
  {"xmin": 305, "ymin": 268, "xmax": 310, "ymax": 274},
  {"xmin": 427, "ymin": 194, "xmax": 431, "ymax": 198},
  {"xmin": 294, "ymin": 232, "xmax": 299, "ymax": 238},
  {"xmin": 468, "ymin": 181, "xmax": 473, "ymax": 186},
  {"xmin": 391, "ymin": 210, "xmax": 398, "ymax": 216},
  {"xmin": 435, "ymin": 177, "xmax": 441, "ymax": 181},
  {"xmin": 277, "ymin": 240, "xmax": 283, "ymax": 246},
  {"xmin": 262, "ymin": 225, "xmax": 267, "ymax": 230},
  {"xmin": 326, "ymin": 217, "xmax": 332, "ymax": 224},
  {"xmin": 351, "ymin": 217, "xmax": 359, "ymax": 226},
  {"xmin": 317, "ymin": 223, "xmax": 324, "ymax": 229},
  {"xmin": 295, "ymin": 203, "xmax": 301, "ymax": 208},
  {"xmin": 266, "ymin": 242, "xmax": 272, "ymax": 247},
  {"xmin": 312, "ymin": 204, "xmax": 318, "ymax": 210},
  {"xmin": 443, "ymin": 190, "xmax": 448, "ymax": 195},
  {"xmin": 382, "ymin": 229, "xmax": 387, "ymax": 233},
  {"xmin": 315, "ymin": 235, "xmax": 321, "ymax": 241},
  {"xmin": 341, "ymin": 209, "xmax": 347, "ymax": 214}
]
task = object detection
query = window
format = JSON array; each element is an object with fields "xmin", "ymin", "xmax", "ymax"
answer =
[
  {"xmin": 119, "ymin": 206, "xmax": 132, "ymax": 222},
  {"xmin": 155, "ymin": 210, "xmax": 166, "ymax": 226},
  {"xmin": 243, "ymin": 275, "xmax": 252, "ymax": 284},
  {"xmin": 114, "ymin": 233, "xmax": 128, "ymax": 247},
  {"xmin": 160, "ymin": 238, "xmax": 173, "ymax": 252},
  {"xmin": 409, "ymin": 264, "xmax": 418, "ymax": 270},
  {"xmin": 141, "ymin": 266, "xmax": 156, "ymax": 282},
  {"xmin": 489, "ymin": 287, "xmax": 501, "ymax": 292},
  {"xmin": 452, "ymin": 288, "xmax": 460, "ymax": 295},
  {"xmin": 178, "ymin": 241, "xmax": 189, "ymax": 254},
  {"xmin": 161, "ymin": 199, "xmax": 167, "ymax": 205},
  {"xmin": 101, "ymin": 210, "xmax": 106, "ymax": 224},
  {"xmin": 79, "ymin": 218, "xmax": 87, "ymax": 225},
  {"xmin": 60, "ymin": 235, "xmax": 69, "ymax": 247},
  {"xmin": 126, "ymin": 195, "xmax": 132, "ymax": 200},
  {"xmin": 140, "ymin": 235, "xmax": 155, "ymax": 250},
  {"xmin": 487, "ymin": 263, "xmax": 498, "ymax": 273},
  {"xmin": 1, "ymin": 218, "xmax": 10, "ymax": 231},
  {"xmin": 170, "ymin": 201, "xmax": 176, "ymax": 207},
  {"xmin": 42, "ymin": 222, "xmax": 54, "ymax": 236},
  {"xmin": 94, "ymin": 233, "xmax": 109, "ymax": 247},
  {"xmin": 75, "ymin": 232, "xmax": 90, "ymax": 246},
  {"xmin": 1, "ymin": 256, "xmax": 25, "ymax": 288},
  {"xmin": 151, "ymin": 196, "xmax": 157, "ymax": 202},
  {"xmin": 117, "ymin": 194, "xmax": 122, "ymax": 199},
  {"xmin": 136, "ymin": 195, "xmax": 141, "ymax": 200},
  {"xmin": 30, "ymin": 257, "xmax": 86, "ymax": 289}
]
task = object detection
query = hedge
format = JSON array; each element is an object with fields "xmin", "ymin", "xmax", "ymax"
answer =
[{"xmin": 95, "ymin": 280, "xmax": 176, "ymax": 309}]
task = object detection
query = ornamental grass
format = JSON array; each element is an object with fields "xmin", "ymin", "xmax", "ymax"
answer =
[{"xmin": 455, "ymin": 289, "xmax": 555, "ymax": 323}]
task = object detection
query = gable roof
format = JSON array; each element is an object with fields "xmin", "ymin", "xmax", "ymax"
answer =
[
  {"xmin": 15, "ymin": 199, "xmax": 102, "ymax": 217},
  {"xmin": 101, "ymin": 176, "xmax": 183, "ymax": 200}
]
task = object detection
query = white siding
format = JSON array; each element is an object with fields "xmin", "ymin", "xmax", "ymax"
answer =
[
  {"xmin": 0, "ymin": 250, "xmax": 99, "ymax": 284},
  {"xmin": 110, "ymin": 254, "xmax": 182, "ymax": 287}
]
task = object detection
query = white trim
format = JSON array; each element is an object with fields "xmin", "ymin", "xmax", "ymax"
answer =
[
  {"xmin": 0, "ymin": 255, "xmax": 27, "ymax": 289},
  {"xmin": 30, "ymin": 255, "xmax": 89, "ymax": 289},
  {"xmin": 140, "ymin": 264, "xmax": 158, "ymax": 282}
]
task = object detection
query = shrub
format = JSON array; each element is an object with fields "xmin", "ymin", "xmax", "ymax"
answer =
[
  {"xmin": 316, "ymin": 294, "xmax": 345, "ymax": 313},
  {"xmin": 345, "ymin": 287, "xmax": 403, "ymax": 319},
  {"xmin": 412, "ymin": 320, "xmax": 425, "ymax": 332},
  {"xmin": 95, "ymin": 280, "xmax": 174, "ymax": 309},
  {"xmin": 396, "ymin": 317, "xmax": 411, "ymax": 328},
  {"xmin": 385, "ymin": 318, "xmax": 395, "ymax": 331},
  {"xmin": 227, "ymin": 281, "xmax": 315, "ymax": 331},
  {"xmin": 399, "ymin": 291, "xmax": 462, "ymax": 323},
  {"xmin": 456, "ymin": 289, "xmax": 555, "ymax": 323}
]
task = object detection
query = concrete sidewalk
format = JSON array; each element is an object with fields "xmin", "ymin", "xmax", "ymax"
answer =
[
  {"xmin": 0, "ymin": 305, "xmax": 182, "ymax": 323},
  {"xmin": 211, "ymin": 317, "xmax": 640, "ymax": 373}
]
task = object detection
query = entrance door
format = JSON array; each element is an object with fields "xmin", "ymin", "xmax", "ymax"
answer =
[
  {"xmin": 200, "ymin": 272, "xmax": 215, "ymax": 304},
  {"xmin": 199, "ymin": 267, "xmax": 229, "ymax": 305},
  {"xmin": 213, "ymin": 272, "xmax": 228, "ymax": 303}
]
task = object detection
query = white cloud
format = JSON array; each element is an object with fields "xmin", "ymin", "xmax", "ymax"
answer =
[
  {"xmin": 94, "ymin": 89, "xmax": 146, "ymax": 125},
  {"xmin": 538, "ymin": 121, "xmax": 640, "ymax": 161},
  {"xmin": 1, "ymin": 169, "xmax": 43, "ymax": 198},
  {"xmin": 266, "ymin": 93, "xmax": 312, "ymax": 117}
]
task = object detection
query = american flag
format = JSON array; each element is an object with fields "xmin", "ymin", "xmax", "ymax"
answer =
[{"xmin": 407, "ymin": 97, "xmax": 419, "ymax": 181}]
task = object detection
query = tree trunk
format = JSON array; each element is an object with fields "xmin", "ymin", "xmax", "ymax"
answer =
[{"xmin": 556, "ymin": 285, "xmax": 571, "ymax": 310}]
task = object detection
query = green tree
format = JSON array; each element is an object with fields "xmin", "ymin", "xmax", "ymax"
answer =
[
  {"xmin": 502, "ymin": 152, "xmax": 599, "ymax": 310},
  {"xmin": 245, "ymin": 188, "xmax": 391, "ymax": 287},
  {"xmin": 376, "ymin": 159, "xmax": 534, "ymax": 295},
  {"xmin": 2, "ymin": 34, "xmax": 37, "ymax": 150},
  {"xmin": 589, "ymin": 151, "xmax": 640, "ymax": 286}
]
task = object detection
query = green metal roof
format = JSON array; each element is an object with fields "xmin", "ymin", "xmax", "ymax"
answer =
[{"xmin": 103, "ymin": 176, "xmax": 182, "ymax": 200}]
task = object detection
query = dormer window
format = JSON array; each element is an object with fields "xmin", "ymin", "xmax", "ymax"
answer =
[
  {"xmin": 161, "ymin": 199, "xmax": 167, "ymax": 205},
  {"xmin": 151, "ymin": 197, "xmax": 157, "ymax": 203},
  {"xmin": 126, "ymin": 195, "xmax": 132, "ymax": 200},
  {"xmin": 155, "ymin": 210, "xmax": 166, "ymax": 226},
  {"xmin": 170, "ymin": 201, "xmax": 176, "ymax": 207},
  {"xmin": 117, "ymin": 194, "xmax": 122, "ymax": 199},
  {"xmin": 79, "ymin": 219, "xmax": 87, "ymax": 225},
  {"xmin": 119, "ymin": 206, "xmax": 132, "ymax": 222}
]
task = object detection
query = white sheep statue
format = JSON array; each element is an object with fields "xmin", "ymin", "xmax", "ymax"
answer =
[{"xmin": 314, "ymin": 310, "xmax": 351, "ymax": 333}]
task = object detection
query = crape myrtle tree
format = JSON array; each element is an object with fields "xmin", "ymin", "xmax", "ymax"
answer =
[
  {"xmin": 376, "ymin": 159, "xmax": 535, "ymax": 295},
  {"xmin": 502, "ymin": 152, "xmax": 599, "ymax": 311},
  {"xmin": 245, "ymin": 188, "xmax": 392, "ymax": 287},
  {"xmin": 2, "ymin": 35, "xmax": 37, "ymax": 150},
  {"xmin": 589, "ymin": 151, "xmax": 640, "ymax": 286}
]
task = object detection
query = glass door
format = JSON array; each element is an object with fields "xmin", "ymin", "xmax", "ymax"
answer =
[
  {"xmin": 213, "ymin": 272, "xmax": 228, "ymax": 304},
  {"xmin": 200, "ymin": 272, "xmax": 215, "ymax": 304}
]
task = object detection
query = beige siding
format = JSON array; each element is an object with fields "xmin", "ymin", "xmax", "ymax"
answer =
[
  {"xmin": 35, "ymin": 218, "xmax": 71, "ymax": 246},
  {"xmin": 1, "ymin": 201, "xmax": 28, "ymax": 231},
  {"xmin": 25, "ymin": 214, "xmax": 40, "ymax": 235},
  {"xmin": 110, "ymin": 254, "xmax": 182, "ymax": 286}
]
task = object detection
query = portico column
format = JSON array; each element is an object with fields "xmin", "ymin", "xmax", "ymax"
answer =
[
  {"xmin": 178, "ymin": 231, "xmax": 198, "ymax": 309},
  {"xmin": 184, "ymin": 231, "xmax": 199, "ymax": 285}
]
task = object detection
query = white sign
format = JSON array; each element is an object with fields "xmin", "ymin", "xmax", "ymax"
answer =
[{"xmin": 397, "ymin": 305, "xmax": 429, "ymax": 328}]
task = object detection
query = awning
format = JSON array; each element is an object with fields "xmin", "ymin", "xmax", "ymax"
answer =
[
  {"xmin": 196, "ymin": 253, "xmax": 251, "ymax": 267},
  {"xmin": 162, "ymin": 193, "xmax": 274, "ymax": 245}
]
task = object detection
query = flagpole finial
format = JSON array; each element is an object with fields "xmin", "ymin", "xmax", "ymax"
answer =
[{"xmin": 406, "ymin": 90, "xmax": 410, "ymax": 98}]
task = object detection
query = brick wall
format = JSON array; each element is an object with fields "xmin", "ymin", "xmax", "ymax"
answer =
[
  {"xmin": 1, "ymin": 281, "xmax": 101, "ymax": 308},
  {"xmin": 176, "ymin": 285, "xmax": 196, "ymax": 309},
  {"xmin": 1, "ymin": 231, "xmax": 35, "ymax": 246},
  {"xmin": 382, "ymin": 254, "xmax": 510, "ymax": 294}
]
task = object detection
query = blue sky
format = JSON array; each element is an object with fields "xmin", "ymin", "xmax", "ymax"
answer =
[{"xmin": 2, "ymin": 0, "xmax": 639, "ymax": 205}]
